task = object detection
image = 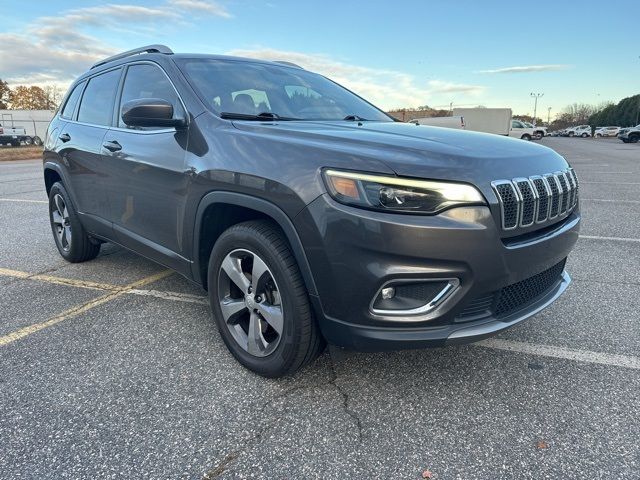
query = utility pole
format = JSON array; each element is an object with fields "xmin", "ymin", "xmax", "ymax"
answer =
[
  {"xmin": 530, "ymin": 93, "xmax": 544, "ymax": 126},
  {"xmin": 547, "ymin": 107, "xmax": 552, "ymax": 126}
]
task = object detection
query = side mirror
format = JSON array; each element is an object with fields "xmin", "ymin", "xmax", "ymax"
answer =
[{"xmin": 121, "ymin": 98, "xmax": 187, "ymax": 128}]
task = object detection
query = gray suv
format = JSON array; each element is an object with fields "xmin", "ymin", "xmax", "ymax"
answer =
[{"xmin": 44, "ymin": 45, "xmax": 580, "ymax": 377}]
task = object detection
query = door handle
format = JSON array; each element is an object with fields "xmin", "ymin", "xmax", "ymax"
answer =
[
  {"xmin": 59, "ymin": 133, "xmax": 71, "ymax": 142},
  {"xmin": 102, "ymin": 140, "xmax": 122, "ymax": 152}
]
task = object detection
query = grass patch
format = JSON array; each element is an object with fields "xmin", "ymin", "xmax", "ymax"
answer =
[{"xmin": 0, "ymin": 146, "xmax": 43, "ymax": 162}]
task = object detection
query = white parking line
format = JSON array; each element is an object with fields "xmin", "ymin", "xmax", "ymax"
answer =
[
  {"xmin": 0, "ymin": 198, "xmax": 47, "ymax": 204},
  {"xmin": 127, "ymin": 288, "xmax": 208, "ymax": 305},
  {"xmin": 580, "ymin": 181, "xmax": 640, "ymax": 185},
  {"xmin": 476, "ymin": 338, "xmax": 640, "ymax": 370},
  {"xmin": 580, "ymin": 198, "xmax": 640, "ymax": 204},
  {"xmin": 579, "ymin": 235, "xmax": 640, "ymax": 243}
]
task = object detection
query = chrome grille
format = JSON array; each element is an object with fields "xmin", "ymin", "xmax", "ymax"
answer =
[{"xmin": 492, "ymin": 169, "xmax": 578, "ymax": 230}]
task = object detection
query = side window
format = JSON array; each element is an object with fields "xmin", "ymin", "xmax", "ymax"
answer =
[
  {"xmin": 118, "ymin": 64, "xmax": 182, "ymax": 129},
  {"xmin": 60, "ymin": 82, "xmax": 85, "ymax": 120},
  {"xmin": 77, "ymin": 69, "xmax": 121, "ymax": 126}
]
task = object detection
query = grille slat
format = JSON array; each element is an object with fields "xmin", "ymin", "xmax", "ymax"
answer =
[
  {"xmin": 556, "ymin": 173, "xmax": 569, "ymax": 214},
  {"xmin": 492, "ymin": 169, "xmax": 578, "ymax": 231}
]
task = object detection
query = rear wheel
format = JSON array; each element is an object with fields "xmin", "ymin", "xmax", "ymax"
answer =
[
  {"xmin": 32, "ymin": 136, "xmax": 43, "ymax": 146},
  {"xmin": 22, "ymin": 136, "xmax": 33, "ymax": 146},
  {"xmin": 208, "ymin": 220, "xmax": 325, "ymax": 377},
  {"xmin": 521, "ymin": 134, "xmax": 532, "ymax": 141},
  {"xmin": 568, "ymin": 132, "xmax": 575, "ymax": 137},
  {"xmin": 48, "ymin": 182, "xmax": 101, "ymax": 262},
  {"xmin": 581, "ymin": 133, "xmax": 588, "ymax": 138}
]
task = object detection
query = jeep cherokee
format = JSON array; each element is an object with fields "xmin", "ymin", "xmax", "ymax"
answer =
[{"xmin": 44, "ymin": 45, "xmax": 580, "ymax": 377}]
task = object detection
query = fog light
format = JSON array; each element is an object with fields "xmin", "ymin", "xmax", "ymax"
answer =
[{"xmin": 381, "ymin": 287, "xmax": 396, "ymax": 299}]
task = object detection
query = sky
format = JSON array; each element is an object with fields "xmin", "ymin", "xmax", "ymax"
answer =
[{"xmin": 0, "ymin": 0, "xmax": 638, "ymax": 118}]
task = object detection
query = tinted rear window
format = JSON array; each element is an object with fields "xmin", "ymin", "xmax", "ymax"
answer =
[
  {"xmin": 60, "ymin": 82, "xmax": 85, "ymax": 119},
  {"xmin": 78, "ymin": 69, "xmax": 121, "ymax": 126}
]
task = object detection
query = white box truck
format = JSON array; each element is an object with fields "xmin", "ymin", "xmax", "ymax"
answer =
[{"xmin": 452, "ymin": 108, "xmax": 512, "ymax": 136}]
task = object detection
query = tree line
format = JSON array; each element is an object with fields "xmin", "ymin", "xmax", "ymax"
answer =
[
  {"xmin": 588, "ymin": 94, "xmax": 640, "ymax": 128},
  {"xmin": 0, "ymin": 79, "xmax": 61, "ymax": 110}
]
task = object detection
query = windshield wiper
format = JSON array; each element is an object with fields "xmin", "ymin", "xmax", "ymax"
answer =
[
  {"xmin": 220, "ymin": 111, "xmax": 299, "ymax": 121},
  {"xmin": 343, "ymin": 114, "xmax": 368, "ymax": 121}
]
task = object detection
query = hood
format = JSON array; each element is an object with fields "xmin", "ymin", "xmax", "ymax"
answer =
[{"xmin": 231, "ymin": 120, "xmax": 569, "ymax": 187}]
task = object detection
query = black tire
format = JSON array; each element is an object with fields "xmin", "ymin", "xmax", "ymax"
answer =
[
  {"xmin": 208, "ymin": 220, "xmax": 325, "ymax": 377},
  {"xmin": 32, "ymin": 136, "xmax": 43, "ymax": 146},
  {"xmin": 629, "ymin": 134, "xmax": 639, "ymax": 144},
  {"xmin": 568, "ymin": 132, "xmax": 574, "ymax": 137},
  {"xmin": 48, "ymin": 182, "xmax": 101, "ymax": 262},
  {"xmin": 23, "ymin": 136, "xmax": 33, "ymax": 146},
  {"xmin": 621, "ymin": 139, "xmax": 629, "ymax": 143},
  {"xmin": 581, "ymin": 133, "xmax": 588, "ymax": 138},
  {"xmin": 521, "ymin": 134, "xmax": 532, "ymax": 141}
]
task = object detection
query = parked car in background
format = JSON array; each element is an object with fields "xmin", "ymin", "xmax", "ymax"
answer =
[
  {"xmin": 618, "ymin": 125, "xmax": 640, "ymax": 143},
  {"xmin": 522, "ymin": 121, "xmax": 547, "ymax": 138},
  {"xmin": 565, "ymin": 125, "xmax": 591, "ymax": 138},
  {"xmin": 409, "ymin": 116, "xmax": 465, "ymax": 129},
  {"xmin": 0, "ymin": 123, "xmax": 38, "ymax": 146},
  {"xmin": 509, "ymin": 119, "xmax": 536, "ymax": 140},
  {"xmin": 594, "ymin": 126, "xmax": 620, "ymax": 137}
]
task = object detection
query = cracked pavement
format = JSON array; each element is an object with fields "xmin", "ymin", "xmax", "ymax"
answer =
[{"xmin": 1, "ymin": 138, "xmax": 640, "ymax": 479}]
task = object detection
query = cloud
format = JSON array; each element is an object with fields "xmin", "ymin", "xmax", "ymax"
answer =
[
  {"xmin": 477, "ymin": 64, "xmax": 570, "ymax": 74},
  {"xmin": 427, "ymin": 80, "xmax": 485, "ymax": 95},
  {"xmin": 0, "ymin": 1, "xmax": 231, "ymax": 88},
  {"xmin": 228, "ymin": 48, "xmax": 486, "ymax": 110},
  {"xmin": 169, "ymin": 0, "xmax": 232, "ymax": 17}
]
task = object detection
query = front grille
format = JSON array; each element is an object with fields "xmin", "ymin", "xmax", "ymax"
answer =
[
  {"xmin": 495, "ymin": 259, "xmax": 566, "ymax": 317},
  {"xmin": 492, "ymin": 169, "xmax": 578, "ymax": 230},
  {"xmin": 455, "ymin": 259, "xmax": 566, "ymax": 321}
]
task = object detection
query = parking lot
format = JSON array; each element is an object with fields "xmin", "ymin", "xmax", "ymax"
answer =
[{"xmin": 0, "ymin": 137, "xmax": 638, "ymax": 479}]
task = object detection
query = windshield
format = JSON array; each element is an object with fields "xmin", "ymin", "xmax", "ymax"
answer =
[{"xmin": 177, "ymin": 58, "xmax": 392, "ymax": 122}]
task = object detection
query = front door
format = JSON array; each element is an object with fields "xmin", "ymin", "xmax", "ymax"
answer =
[{"xmin": 102, "ymin": 62, "xmax": 190, "ymax": 272}]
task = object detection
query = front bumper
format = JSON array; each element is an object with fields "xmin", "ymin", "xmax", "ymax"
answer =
[{"xmin": 295, "ymin": 194, "xmax": 580, "ymax": 351}]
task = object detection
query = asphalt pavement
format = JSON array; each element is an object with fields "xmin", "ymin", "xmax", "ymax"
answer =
[{"xmin": 0, "ymin": 137, "xmax": 638, "ymax": 479}]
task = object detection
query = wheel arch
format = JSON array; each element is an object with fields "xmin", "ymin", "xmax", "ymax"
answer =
[
  {"xmin": 44, "ymin": 163, "xmax": 64, "ymax": 195},
  {"xmin": 192, "ymin": 191, "xmax": 318, "ymax": 296}
]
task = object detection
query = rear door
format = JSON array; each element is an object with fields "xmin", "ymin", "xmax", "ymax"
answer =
[
  {"xmin": 102, "ymin": 62, "xmax": 190, "ymax": 271},
  {"xmin": 57, "ymin": 68, "xmax": 122, "ymax": 235}
]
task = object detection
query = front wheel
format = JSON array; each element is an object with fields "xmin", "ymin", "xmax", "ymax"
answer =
[
  {"xmin": 48, "ymin": 182, "xmax": 101, "ymax": 262},
  {"xmin": 581, "ymin": 133, "xmax": 588, "ymax": 138},
  {"xmin": 208, "ymin": 220, "xmax": 325, "ymax": 377},
  {"xmin": 629, "ymin": 134, "xmax": 639, "ymax": 143},
  {"xmin": 568, "ymin": 132, "xmax": 575, "ymax": 137}
]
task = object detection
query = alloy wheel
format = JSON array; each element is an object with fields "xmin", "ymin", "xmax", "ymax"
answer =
[
  {"xmin": 217, "ymin": 249, "xmax": 284, "ymax": 357},
  {"xmin": 51, "ymin": 193, "xmax": 71, "ymax": 252}
]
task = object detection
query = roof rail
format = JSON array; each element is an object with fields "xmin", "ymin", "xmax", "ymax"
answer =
[
  {"xmin": 91, "ymin": 44, "xmax": 173, "ymax": 69},
  {"xmin": 273, "ymin": 60, "xmax": 304, "ymax": 69}
]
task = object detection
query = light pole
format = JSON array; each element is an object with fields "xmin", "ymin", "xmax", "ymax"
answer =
[
  {"xmin": 530, "ymin": 93, "xmax": 544, "ymax": 125},
  {"xmin": 547, "ymin": 107, "xmax": 552, "ymax": 126}
]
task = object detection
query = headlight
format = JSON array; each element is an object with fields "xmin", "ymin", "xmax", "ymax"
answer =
[{"xmin": 322, "ymin": 169, "xmax": 486, "ymax": 215}]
